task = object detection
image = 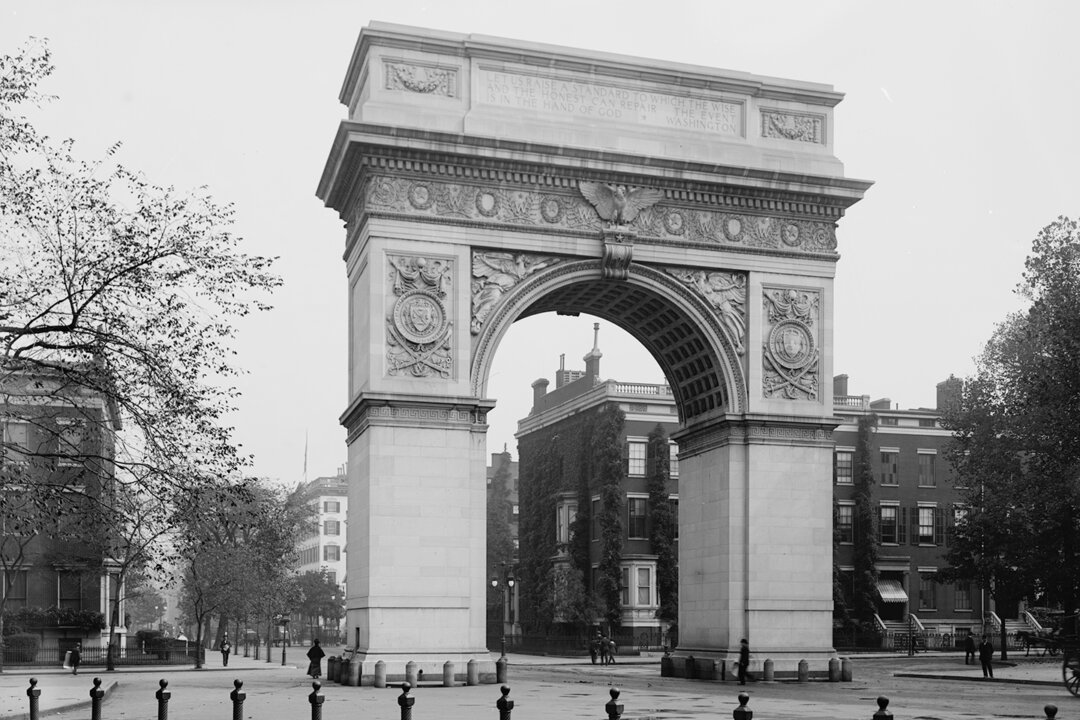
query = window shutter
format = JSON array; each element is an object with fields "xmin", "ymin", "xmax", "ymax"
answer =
[
  {"xmin": 945, "ymin": 505, "xmax": 955, "ymax": 546},
  {"xmin": 898, "ymin": 507, "xmax": 907, "ymax": 545},
  {"xmin": 935, "ymin": 507, "xmax": 946, "ymax": 546},
  {"xmin": 875, "ymin": 505, "xmax": 882, "ymax": 543},
  {"xmin": 910, "ymin": 507, "xmax": 918, "ymax": 545}
]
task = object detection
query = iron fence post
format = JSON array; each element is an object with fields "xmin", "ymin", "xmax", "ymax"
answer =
[
  {"xmin": 155, "ymin": 680, "xmax": 170, "ymax": 720},
  {"xmin": 90, "ymin": 678, "xmax": 104, "ymax": 720},
  {"xmin": 26, "ymin": 678, "xmax": 40, "ymax": 720},
  {"xmin": 309, "ymin": 681, "xmax": 324, "ymax": 720},
  {"xmin": 230, "ymin": 680, "xmax": 246, "ymax": 720},
  {"xmin": 398, "ymin": 683, "xmax": 414, "ymax": 720},
  {"xmin": 605, "ymin": 688, "xmax": 623, "ymax": 720},
  {"xmin": 496, "ymin": 685, "xmax": 513, "ymax": 720}
]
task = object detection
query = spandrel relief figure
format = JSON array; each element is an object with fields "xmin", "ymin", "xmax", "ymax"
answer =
[
  {"xmin": 667, "ymin": 269, "xmax": 747, "ymax": 355},
  {"xmin": 471, "ymin": 252, "xmax": 558, "ymax": 334}
]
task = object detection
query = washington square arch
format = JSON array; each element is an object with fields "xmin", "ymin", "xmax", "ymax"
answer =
[{"xmin": 316, "ymin": 22, "xmax": 871, "ymax": 682}]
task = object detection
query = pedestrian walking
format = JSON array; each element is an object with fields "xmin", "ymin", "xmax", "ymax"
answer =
[
  {"xmin": 737, "ymin": 638, "xmax": 754, "ymax": 685},
  {"xmin": 70, "ymin": 643, "xmax": 81, "ymax": 675},
  {"xmin": 589, "ymin": 633, "xmax": 600, "ymax": 664},
  {"xmin": 306, "ymin": 638, "xmax": 326, "ymax": 679},
  {"xmin": 964, "ymin": 634, "xmax": 976, "ymax": 665},
  {"xmin": 599, "ymin": 636, "xmax": 610, "ymax": 664},
  {"xmin": 979, "ymin": 636, "xmax": 994, "ymax": 678},
  {"xmin": 220, "ymin": 634, "xmax": 232, "ymax": 667},
  {"xmin": 607, "ymin": 637, "xmax": 617, "ymax": 664}
]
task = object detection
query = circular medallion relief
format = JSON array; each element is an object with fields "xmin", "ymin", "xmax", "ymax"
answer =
[
  {"xmin": 407, "ymin": 183, "xmax": 434, "ymax": 210},
  {"xmin": 539, "ymin": 196, "xmax": 564, "ymax": 223},
  {"xmin": 663, "ymin": 210, "xmax": 685, "ymax": 235},
  {"xmin": 476, "ymin": 191, "xmax": 499, "ymax": 217},
  {"xmin": 724, "ymin": 217, "xmax": 743, "ymax": 241},
  {"xmin": 392, "ymin": 290, "xmax": 448, "ymax": 345},
  {"xmin": 782, "ymin": 223, "xmax": 801, "ymax": 246},
  {"xmin": 767, "ymin": 319, "xmax": 815, "ymax": 368}
]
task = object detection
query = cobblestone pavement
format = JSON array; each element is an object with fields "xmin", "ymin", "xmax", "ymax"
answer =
[{"xmin": 0, "ymin": 650, "xmax": 1074, "ymax": 720}]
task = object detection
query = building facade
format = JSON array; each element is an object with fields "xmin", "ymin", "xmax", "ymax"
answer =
[
  {"xmin": 832, "ymin": 374, "xmax": 987, "ymax": 643},
  {"xmin": 0, "ymin": 366, "xmax": 124, "ymax": 649},
  {"xmin": 296, "ymin": 472, "xmax": 349, "ymax": 588},
  {"xmin": 515, "ymin": 330, "xmax": 679, "ymax": 645}
]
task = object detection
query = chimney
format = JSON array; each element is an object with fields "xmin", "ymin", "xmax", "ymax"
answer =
[
  {"xmin": 833, "ymin": 374, "xmax": 849, "ymax": 397},
  {"xmin": 937, "ymin": 375, "xmax": 962, "ymax": 413},
  {"xmin": 532, "ymin": 378, "xmax": 549, "ymax": 406},
  {"xmin": 583, "ymin": 322, "xmax": 603, "ymax": 381}
]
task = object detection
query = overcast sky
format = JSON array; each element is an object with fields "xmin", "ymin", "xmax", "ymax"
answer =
[{"xmin": 3, "ymin": 1, "xmax": 1077, "ymax": 481}]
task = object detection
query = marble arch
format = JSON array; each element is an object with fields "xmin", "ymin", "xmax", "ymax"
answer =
[{"xmin": 317, "ymin": 22, "xmax": 871, "ymax": 682}]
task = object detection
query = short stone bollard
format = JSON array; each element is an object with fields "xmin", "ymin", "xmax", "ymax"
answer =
[
  {"xmin": 797, "ymin": 659, "xmax": 809, "ymax": 682},
  {"xmin": 443, "ymin": 661, "xmax": 455, "ymax": 687},
  {"xmin": 1045, "ymin": 705, "xmax": 1058, "ymax": 720},
  {"xmin": 763, "ymin": 659, "xmax": 774, "ymax": 682},
  {"xmin": 873, "ymin": 696, "xmax": 892, "ymax": 720},
  {"xmin": 346, "ymin": 655, "xmax": 361, "ymax": 686},
  {"xmin": 374, "ymin": 660, "xmax": 387, "ymax": 688},
  {"xmin": 90, "ymin": 677, "xmax": 105, "ymax": 720},
  {"xmin": 605, "ymin": 688, "xmax": 623, "ymax": 720},
  {"xmin": 327, "ymin": 656, "xmax": 339, "ymax": 683},
  {"xmin": 496, "ymin": 655, "xmax": 508, "ymax": 684},
  {"xmin": 828, "ymin": 656, "xmax": 840, "ymax": 682},
  {"xmin": 230, "ymin": 680, "xmax": 245, "ymax": 720},
  {"xmin": 309, "ymin": 681, "xmax": 324, "ymax": 720},
  {"xmin": 660, "ymin": 654, "xmax": 673, "ymax": 677},
  {"xmin": 733, "ymin": 692, "xmax": 752, "ymax": 720},
  {"xmin": 841, "ymin": 656, "xmax": 853, "ymax": 682},
  {"xmin": 156, "ymin": 679, "xmax": 171, "ymax": 720},
  {"xmin": 467, "ymin": 658, "xmax": 479, "ymax": 686},
  {"xmin": 405, "ymin": 661, "xmax": 418, "ymax": 687},
  {"xmin": 26, "ymin": 678, "xmax": 40, "ymax": 720},
  {"xmin": 496, "ymin": 685, "xmax": 514, "ymax": 720},
  {"xmin": 398, "ymin": 683, "xmax": 415, "ymax": 720}
]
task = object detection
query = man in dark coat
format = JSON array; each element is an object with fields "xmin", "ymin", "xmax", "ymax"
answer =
[
  {"xmin": 979, "ymin": 636, "xmax": 994, "ymax": 678},
  {"xmin": 964, "ymin": 634, "xmax": 976, "ymax": 665},
  {"xmin": 70, "ymin": 643, "xmax": 81, "ymax": 675},
  {"xmin": 220, "ymin": 634, "xmax": 232, "ymax": 666},
  {"xmin": 737, "ymin": 638, "xmax": 753, "ymax": 685},
  {"xmin": 307, "ymin": 639, "xmax": 326, "ymax": 678}
]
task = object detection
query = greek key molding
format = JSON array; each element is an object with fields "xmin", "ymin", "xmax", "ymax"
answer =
[
  {"xmin": 761, "ymin": 287, "xmax": 821, "ymax": 401},
  {"xmin": 761, "ymin": 109, "xmax": 826, "ymax": 144},
  {"xmin": 665, "ymin": 269, "xmax": 746, "ymax": 355},
  {"xmin": 384, "ymin": 61, "xmax": 458, "ymax": 97},
  {"xmin": 361, "ymin": 175, "xmax": 838, "ymax": 256},
  {"xmin": 471, "ymin": 252, "xmax": 562, "ymax": 335},
  {"xmin": 386, "ymin": 255, "xmax": 454, "ymax": 378}
]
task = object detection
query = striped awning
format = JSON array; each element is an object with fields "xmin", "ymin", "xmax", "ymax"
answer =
[{"xmin": 876, "ymin": 579, "xmax": 908, "ymax": 604}]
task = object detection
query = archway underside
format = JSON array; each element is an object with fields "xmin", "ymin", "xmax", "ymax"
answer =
[{"xmin": 518, "ymin": 277, "xmax": 728, "ymax": 421}]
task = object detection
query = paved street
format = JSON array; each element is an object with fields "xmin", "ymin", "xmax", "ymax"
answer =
[{"xmin": 0, "ymin": 649, "xmax": 1074, "ymax": 720}]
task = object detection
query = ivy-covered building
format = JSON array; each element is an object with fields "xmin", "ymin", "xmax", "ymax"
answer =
[
  {"xmin": 1, "ymin": 365, "xmax": 123, "ymax": 649},
  {"xmin": 515, "ymin": 327, "xmax": 679, "ymax": 645},
  {"xmin": 832, "ymin": 374, "xmax": 989, "ymax": 642}
]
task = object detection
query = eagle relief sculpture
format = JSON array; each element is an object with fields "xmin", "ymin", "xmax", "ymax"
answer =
[{"xmin": 579, "ymin": 182, "xmax": 664, "ymax": 227}]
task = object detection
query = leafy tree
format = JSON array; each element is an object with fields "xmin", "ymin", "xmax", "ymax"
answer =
[
  {"xmin": 942, "ymin": 217, "xmax": 1080, "ymax": 654},
  {"xmin": 592, "ymin": 404, "xmax": 625, "ymax": 630},
  {"xmin": 296, "ymin": 569, "xmax": 345, "ymax": 641},
  {"xmin": 646, "ymin": 425, "xmax": 677, "ymax": 625},
  {"xmin": 850, "ymin": 415, "xmax": 879, "ymax": 627}
]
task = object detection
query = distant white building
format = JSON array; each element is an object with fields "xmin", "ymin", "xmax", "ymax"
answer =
[{"xmin": 296, "ymin": 471, "xmax": 348, "ymax": 636}]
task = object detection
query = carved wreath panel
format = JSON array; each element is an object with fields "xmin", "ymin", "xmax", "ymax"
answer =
[
  {"xmin": 761, "ymin": 287, "xmax": 821, "ymax": 401},
  {"xmin": 384, "ymin": 61, "xmax": 458, "ymax": 97},
  {"xmin": 362, "ymin": 175, "xmax": 838, "ymax": 255},
  {"xmin": 665, "ymin": 268, "xmax": 747, "ymax": 355},
  {"xmin": 386, "ymin": 254, "xmax": 454, "ymax": 378},
  {"xmin": 760, "ymin": 109, "xmax": 825, "ymax": 144}
]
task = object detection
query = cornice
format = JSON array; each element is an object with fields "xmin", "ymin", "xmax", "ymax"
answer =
[
  {"xmin": 675, "ymin": 414, "xmax": 838, "ymax": 458},
  {"xmin": 339, "ymin": 392, "xmax": 497, "ymax": 444}
]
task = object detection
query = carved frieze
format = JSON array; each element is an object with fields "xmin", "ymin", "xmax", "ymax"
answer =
[
  {"xmin": 761, "ymin": 287, "xmax": 820, "ymax": 400},
  {"xmin": 386, "ymin": 255, "xmax": 454, "ymax": 378},
  {"xmin": 362, "ymin": 175, "xmax": 838, "ymax": 256},
  {"xmin": 384, "ymin": 61, "xmax": 457, "ymax": 97},
  {"xmin": 666, "ymin": 269, "xmax": 747, "ymax": 355},
  {"xmin": 761, "ymin": 110, "xmax": 825, "ymax": 144},
  {"xmin": 471, "ymin": 251, "xmax": 561, "ymax": 335}
]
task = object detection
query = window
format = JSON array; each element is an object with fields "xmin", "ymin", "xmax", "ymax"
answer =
[
  {"xmin": 324, "ymin": 500, "xmax": 340, "ymax": 513},
  {"xmin": 556, "ymin": 500, "xmax": 577, "ymax": 544},
  {"xmin": 669, "ymin": 442, "xmax": 679, "ymax": 477},
  {"xmin": 837, "ymin": 504, "xmax": 854, "ymax": 544},
  {"xmin": 2, "ymin": 421, "xmax": 30, "ymax": 462},
  {"xmin": 954, "ymin": 583, "xmax": 972, "ymax": 611},
  {"xmin": 620, "ymin": 567, "xmax": 630, "ymax": 606},
  {"xmin": 109, "ymin": 572, "xmax": 121, "ymax": 626},
  {"xmin": 879, "ymin": 505, "xmax": 898, "ymax": 544},
  {"xmin": 512, "ymin": 504, "xmax": 519, "ymax": 516},
  {"xmin": 324, "ymin": 520, "xmax": 341, "ymax": 536},
  {"xmin": 879, "ymin": 450, "xmax": 898, "ymax": 486},
  {"xmin": 327, "ymin": 571, "xmax": 336, "ymax": 585},
  {"xmin": 627, "ymin": 441, "xmax": 646, "ymax": 475},
  {"xmin": 918, "ymin": 418, "xmax": 937, "ymax": 428},
  {"xmin": 591, "ymin": 498, "xmax": 600, "ymax": 541},
  {"xmin": 57, "ymin": 420, "xmax": 84, "ymax": 466},
  {"xmin": 879, "ymin": 417, "xmax": 898, "ymax": 426},
  {"xmin": 323, "ymin": 545, "xmax": 341, "ymax": 562},
  {"xmin": 637, "ymin": 567, "xmax": 652, "ymax": 606},
  {"xmin": 670, "ymin": 498, "xmax": 679, "ymax": 540},
  {"xmin": 59, "ymin": 572, "xmax": 82, "ymax": 610},
  {"xmin": 918, "ymin": 507, "xmax": 935, "ymax": 544},
  {"xmin": 834, "ymin": 450, "xmax": 853, "ymax": 484},
  {"xmin": 628, "ymin": 497, "xmax": 647, "ymax": 539},
  {"xmin": 916, "ymin": 506, "xmax": 945, "ymax": 545},
  {"xmin": 3, "ymin": 571, "xmax": 27, "ymax": 610},
  {"xmin": 919, "ymin": 573, "xmax": 937, "ymax": 610},
  {"xmin": 918, "ymin": 452, "xmax": 937, "ymax": 487}
]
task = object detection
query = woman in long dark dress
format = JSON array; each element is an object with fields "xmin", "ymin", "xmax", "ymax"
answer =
[{"xmin": 306, "ymin": 639, "xmax": 326, "ymax": 678}]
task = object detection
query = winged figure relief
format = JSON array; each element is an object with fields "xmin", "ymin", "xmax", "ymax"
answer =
[
  {"xmin": 471, "ymin": 252, "xmax": 555, "ymax": 334},
  {"xmin": 579, "ymin": 182, "xmax": 664, "ymax": 225}
]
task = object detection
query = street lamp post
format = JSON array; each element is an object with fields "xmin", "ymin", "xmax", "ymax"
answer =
[
  {"xmin": 490, "ymin": 562, "xmax": 516, "ymax": 658},
  {"xmin": 275, "ymin": 615, "xmax": 290, "ymax": 667}
]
